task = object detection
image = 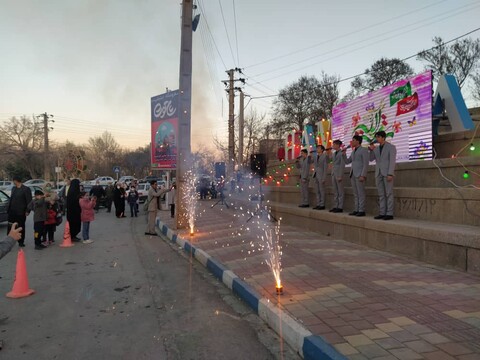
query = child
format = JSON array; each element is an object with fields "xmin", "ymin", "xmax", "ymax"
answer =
[
  {"xmin": 27, "ymin": 190, "xmax": 47, "ymax": 250},
  {"xmin": 79, "ymin": 192, "xmax": 96, "ymax": 244},
  {"xmin": 127, "ymin": 186, "xmax": 139, "ymax": 217},
  {"xmin": 45, "ymin": 200, "xmax": 59, "ymax": 244}
]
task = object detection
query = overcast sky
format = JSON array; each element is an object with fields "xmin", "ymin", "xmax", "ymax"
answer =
[{"xmin": 1, "ymin": 0, "xmax": 479, "ymax": 150}]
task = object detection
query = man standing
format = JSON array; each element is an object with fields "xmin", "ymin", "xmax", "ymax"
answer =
[
  {"xmin": 7, "ymin": 176, "xmax": 31, "ymax": 247},
  {"xmin": 329, "ymin": 140, "xmax": 345, "ymax": 213},
  {"xmin": 295, "ymin": 149, "xmax": 310, "ymax": 208},
  {"xmin": 369, "ymin": 131, "xmax": 397, "ymax": 220},
  {"xmin": 145, "ymin": 180, "xmax": 171, "ymax": 236},
  {"xmin": 312, "ymin": 145, "xmax": 327, "ymax": 210},
  {"xmin": 89, "ymin": 180, "xmax": 105, "ymax": 212},
  {"xmin": 343, "ymin": 135, "xmax": 369, "ymax": 216}
]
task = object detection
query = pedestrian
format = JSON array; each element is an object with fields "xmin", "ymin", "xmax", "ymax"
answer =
[
  {"xmin": 329, "ymin": 140, "xmax": 346, "ymax": 213},
  {"xmin": 0, "ymin": 223, "xmax": 23, "ymax": 260},
  {"xmin": 145, "ymin": 180, "xmax": 171, "ymax": 236},
  {"xmin": 6, "ymin": 175, "xmax": 31, "ymax": 247},
  {"xmin": 58, "ymin": 177, "xmax": 71, "ymax": 214},
  {"xmin": 45, "ymin": 199, "xmax": 59, "ymax": 244},
  {"xmin": 169, "ymin": 183, "xmax": 176, "ymax": 218},
  {"xmin": 79, "ymin": 192, "xmax": 96, "ymax": 244},
  {"xmin": 369, "ymin": 130, "xmax": 397, "ymax": 220},
  {"xmin": 295, "ymin": 149, "xmax": 311, "ymax": 208},
  {"xmin": 312, "ymin": 144, "xmax": 328, "ymax": 210},
  {"xmin": 113, "ymin": 182, "xmax": 126, "ymax": 218},
  {"xmin": 66, "ymin": 179, "xmax": 82, "ymax": 242},
  {"xmin": 105, "ymin": 182, "xmax": 114, "ymax": 213},
  {"xmin": 27, "ymin": 190, "xmax": 48, "ymax": 250},
  {"xmin": 343, "ymin": 135, "xmax": 369, "ymax": 216},
  {"xmin": 89, "ymin": 180, "xmax": 105, "ymax": 212},
  {"xmin": 127, "ymin": 185, "xmax": 139, "ymax": 217}
]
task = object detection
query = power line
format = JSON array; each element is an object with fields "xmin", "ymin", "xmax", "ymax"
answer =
[
  {"xmin": 249, "ymin": 26, "xmax": 480, "ymax": 100},
  {"xmin": 245, "ymin": 0, "xmax": 450, "ymax": 70},
  {"xmin": 218, "ymin": 0, "xmax": 236, "ymax": 66},
  {"xmin": 252, "ymin": 1, "xmax": 480, "ymax": 80},
  {"xmin": 232, "ymin": 0, "xmax": 240, "ymax": 66}
]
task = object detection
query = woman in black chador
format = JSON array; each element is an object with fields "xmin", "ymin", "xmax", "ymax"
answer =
[
  {"xmin": 113, "ymin": 182, "xmax": 126, "ymax": 218},
  {"xmin": 66, "ymin": 179, "xmax": 82, "ymax": 241}
]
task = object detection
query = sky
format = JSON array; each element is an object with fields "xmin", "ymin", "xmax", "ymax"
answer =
[{"xmin": 0, "ymin": 0, "xmax": 479, "ymax": 151}]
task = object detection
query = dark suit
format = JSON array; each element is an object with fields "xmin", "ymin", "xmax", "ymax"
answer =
[{"xmin": 369, "ymin": 142, "xmax": 397, "ymax": 216}]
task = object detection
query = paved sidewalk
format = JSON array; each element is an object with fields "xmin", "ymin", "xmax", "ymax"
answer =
[{"xmin": 161, "ymin": 199, "xmax": 480, "ymax": 360}]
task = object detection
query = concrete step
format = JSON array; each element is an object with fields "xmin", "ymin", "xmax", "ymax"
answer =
[{"xmin": 261, "ymin": 185, "xmax": 480, "ymax": 227}]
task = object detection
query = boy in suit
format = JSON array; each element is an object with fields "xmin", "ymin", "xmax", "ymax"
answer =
[
  {"xmin": 312, "ymin": 145, "xmax": 328, "ymax": 210},
  {"xmin": 329, "ymin": 140, "xmax": 345, "ymax": 213},
  {"xmin": 369, "ymin": 131, "xmax": 397, "ymax": 220},
  {"xmin": 343, "ymin": 135, "xmax": 369, "ymax": 216}
]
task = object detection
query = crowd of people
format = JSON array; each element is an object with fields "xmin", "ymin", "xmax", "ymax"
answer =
[
  {"xmin": 295, "ymin": 130, "xmax": 397, "ymax": 220},
  {"xmin": 5, "ymin": 176, "xmax": 176, "ymax": 249}
]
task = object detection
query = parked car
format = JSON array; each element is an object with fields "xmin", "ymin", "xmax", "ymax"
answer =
[
  {"xmin": 0, "ymin": 189, "xmax": 10, "ymax": 223},
  {"xmin": 90, "ymin": 176, "xmax": 115, "ymax": 186},
  {"xmin": 24, "ymin": 179, "xmax": 47, "ymax": 186},
  {"xmin": 0, "ymin": 180, "xmax": 14, "ymax": 194},
  {"xmin": 135, "ymin": 182, "xmax": 151, "ymax": 203},
  {"xmin": 118, "ymin": 176, "xmax": 135, "ymax": 185},
  {"xmin": 25, "ymin": 185, "xmax": 46, "ymax": 198}
]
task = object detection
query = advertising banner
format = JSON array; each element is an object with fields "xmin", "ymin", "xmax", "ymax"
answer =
[
  {"xmin": 151, "ymin": 90, "xmax": 179, "ymax": 169},
  {"xmin": 332, "ymin": 71, "xmax": 433, "ymax": 162}
]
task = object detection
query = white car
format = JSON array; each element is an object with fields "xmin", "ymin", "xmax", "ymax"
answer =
[
  {"xmin": 0, "ymin": 180, "xmax": 13, "ymax": 192},
  {"xmin": 24, "ymin": 179, "xmax": 47, "ymax": 186},
  {"xmin": 119, "ymin": 176, "xmax": 136, "ymax": 185},
  {"xmin": 91, "ymin": 176, "xmax": 115, "ymax": 186}
]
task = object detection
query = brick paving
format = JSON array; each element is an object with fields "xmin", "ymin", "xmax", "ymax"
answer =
[{"xmin": 161, "ymin": 199, "xmax": 480, "ymax": 359}]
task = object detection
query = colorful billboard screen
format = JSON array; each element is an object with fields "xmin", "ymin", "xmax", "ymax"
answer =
[
  {"xmin": 332, "ymin": 71, "xmax": 433, "ymax": 162},
  {"xmin": 151, "ymin": 90, "xmax": 179, "ymax": 169}
]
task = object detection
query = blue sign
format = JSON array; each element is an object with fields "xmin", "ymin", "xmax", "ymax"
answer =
[{"xmin": 113, "ymin": 166, "xmax": 121, "ymax": 173}]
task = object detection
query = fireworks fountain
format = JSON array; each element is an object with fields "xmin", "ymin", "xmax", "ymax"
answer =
[
  {"xmin": 260, "ymin": 219, "xmax": 283, "ymax": 294},
  {"xmin": 181, "ymin": 168, "xmax": 198, "ymax": 236}
]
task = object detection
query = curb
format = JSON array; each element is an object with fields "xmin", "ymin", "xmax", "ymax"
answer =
[{"xmin": 156, "ymin": 218, "xmax": 347, "ymax": 360}]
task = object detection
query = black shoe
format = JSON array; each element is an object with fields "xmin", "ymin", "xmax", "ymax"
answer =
[
  {"xmin": 72, "ymin": 237, "xmax": 81, "ymax": 242},
  {"xmin": 329, "ymin": 208, "xmax": 337, "ymax": 212},
  {"xmin": 18, "ymin": 243, "xmax": 25, "ymax": 247},
  {"xmin": 317, "ymin": 206, "xmax": 325, "ymax": 210},
  {"xmin": 298, "ymin": 204, "xmax": 309, "ymax": 208},
  {"xmin": 145, "ymin": 232, "xmax": 157, "ymax": 236},
  {"xmin": 374, "ymin": 215, "xmax": 385, "ymax": 220},
  {"xmin": 383, "ymin": 215, "xmax": 394, "ymax": 220},
  {"xmin": 349, "ymin": 211, "xmax": 358, "ymax": 216},
  {"xmin": 35, "ymin": 245, "xmax": 45, "ymax": 250},
  {"xmin": 334, "ymin": 208, "xmax": 343, "ymax": 213},
  {"xmin": 356, "ymin": 212, "xmax": 366, "ymax": 217}
]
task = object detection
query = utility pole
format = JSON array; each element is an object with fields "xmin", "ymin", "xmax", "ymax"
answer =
[
  {"xmin": 223, "ymin": 68, "xmax": 244, "ymax": 178},
  {"xmin": 238, "ymin": 89, "xmax": 244, "ymax": 168},
  {"xmin": 38, "ymin": 112, "xmax": 54, "ymax": 181},
  {"xmin": 176, "ymin": 0, "xmax": 193, "ymax": 230}
]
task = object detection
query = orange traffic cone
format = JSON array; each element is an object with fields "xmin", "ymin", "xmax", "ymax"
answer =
[
  {"xmin": 6, "ymin": 249, "xmax": 35, "ymax": 298},
  {"xmin": 60, "ymin": 221, "xmax": 74, "ymax": 248}
]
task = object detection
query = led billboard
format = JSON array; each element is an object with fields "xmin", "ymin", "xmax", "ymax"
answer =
[{"xmin": 332, "ymin": 71, "xmax": 433, "ymax": 162}]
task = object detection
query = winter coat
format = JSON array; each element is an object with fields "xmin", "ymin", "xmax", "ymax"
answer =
[
  {"xmin": 79, "ymin": 198, "xmax": 96, "ymax": 222},
  {"xmin": 27, "ymin": 197, "xmax": 47, "ymax": 223}
]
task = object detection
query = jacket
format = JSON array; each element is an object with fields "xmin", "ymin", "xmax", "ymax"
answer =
[
  {"xmin": 147, "ymin": 186, "xmax": 169, "ymax": 212},
  {"xmin": 27, "ymin": 197, "xmax": 47, "ymax": 223},
  {"xmin": 0, "ymin": 236, "xmax": 16, "ymax": 260},
  {"xmin": 343, "ymin": 146, "xmax": 369, "ymax": 178},
  {"xmin": 295, "ymin": 156, "xmax": 311, "ymax": 180},
  {"xmin": 79, "ymin": 198, "xmax": 96, "ymax": 222},
  {"xmin": 7, "ymin": 185, "xmax": 31, "ymax": 216},
  {"xmin": 127, "ymin": 190, "xmax": 139, "ymax": 204},
  {"xmin": 313, "ymin": 152, "xmax": 328, "ymax": 182},
  {"xmin": 330, "ymin": 150, "xmax": 345, "ymax": 179},
  {"xmin": 369, "ymin": 142, "xmax": 397, "ymax": 177},
  {"xmin": 45, "ymin": 202, "xmax": 59, "ymax": 225}
]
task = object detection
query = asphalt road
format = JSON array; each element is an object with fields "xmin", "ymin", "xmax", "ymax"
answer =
[{"xmin": 0, "ymin": 209, "xmax": 299, "ymax": 360}]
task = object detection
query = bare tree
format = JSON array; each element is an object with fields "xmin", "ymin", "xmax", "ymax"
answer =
[
  {"xmin": 0, "ymin": 116, "xmax": 44, "ymax": 178},
  {"xmin": 417, "ymin": 36, "xmax": 480, "ymax": 87},
  {"xmin": 471, "ymin": 71, "xmax": 480, "ymax": 103},
  {"xmin": 349, "ymin": 58, "xmax": 414, "ymax": 97},
  {"xmin": 271, "ymin": 73, "xmax": 339, "ymax": 133},
  {"xmin": 87, "ymin": 131, "xmax": 121, "ymax": 176}
]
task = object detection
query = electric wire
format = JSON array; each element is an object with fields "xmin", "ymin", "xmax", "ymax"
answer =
[
  {"xmin": 248, "ymin": 26, "xmax": 480, "ymax": 100},
  {"xmin": 218, "ymin": 0, "xmax": 237, "ymax": 66},
  {"xmin": 244, "ymin": 0, "xmax": 450, "ymax": 70},
  {"xmin": 232, "ymin": 0, "xmax": 240, "ymax": 66}
]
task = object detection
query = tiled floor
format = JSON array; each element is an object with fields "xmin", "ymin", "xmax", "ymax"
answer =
[{"xmin": 161, "ymin": 199, "xmax": 480, "ymax": 359}]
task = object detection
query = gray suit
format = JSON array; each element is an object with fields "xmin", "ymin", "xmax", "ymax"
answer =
[
  {"xmin": 330, "ymin": 150, "xmax": 345, "ymax": 209},
  {"xmin": 295, "ymin": 156, "xmax": 311, "ymax": 205},
  {"xmin": 369, "ymin": 142, "xmax": 397, "ymax": 216},
  {"xmin": 343, "ymin": 146, "xmax": 369, "ymax": 212},
  {"xmin": 313, "ymin": 152, "xmax": 328, "ymax": 207}
]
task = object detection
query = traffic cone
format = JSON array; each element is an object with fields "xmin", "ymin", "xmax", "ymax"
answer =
[
  {"xmin": 6, "ymin": 249, "xmax": 35, "ymax": 298},
  {"xmin": 59, "ymin": 221, "xmax": 74, "ymax": 248}
]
